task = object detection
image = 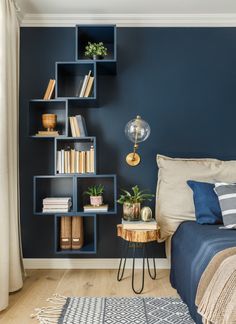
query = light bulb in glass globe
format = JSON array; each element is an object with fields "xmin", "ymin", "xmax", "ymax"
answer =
[{"xmin": 125, "ymin": 116, "xmax": 151, "ymax": 166}]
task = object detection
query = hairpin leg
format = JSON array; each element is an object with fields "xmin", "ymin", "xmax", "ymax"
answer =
[
  {"xmin": 117, "ymin": 240, "xmax": 129, "ymax": 281},
  {"xmin": 131, "ymin": 243, "xmax": 145, "ymax": 294},
  {"xmin": 146, "ymin": 244, "xmax": 157, "ymax": 280}
]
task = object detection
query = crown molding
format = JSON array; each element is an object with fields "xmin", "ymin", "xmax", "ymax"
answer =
[
  {"xmin": 23, "ymin": 258, "xmax": 170, "ymax": 269},
  {"xmin": 20, "ymin": 13, "xmax": 236, "ymax": 27}
]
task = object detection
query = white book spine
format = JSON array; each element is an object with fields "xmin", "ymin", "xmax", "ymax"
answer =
[{"xmin": 61, "ymin": 149, "xmax": 65, "ymax": 174}]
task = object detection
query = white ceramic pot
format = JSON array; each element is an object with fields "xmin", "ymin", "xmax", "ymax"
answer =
[{"xmin": 90, "ymin": 196, "xmax": 103, "ymax": 206}]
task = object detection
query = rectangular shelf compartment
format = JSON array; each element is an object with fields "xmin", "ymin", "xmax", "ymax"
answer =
[
  {"xmin": 55, "ymin": 214, "xmax": 97, "ymax": 254},
  {"xmin": 76, "ymin": 25, "xmax": 116, "ymax": 62},
  {"xmin": 55, "ymin": 137, "xmax": 96, "ymax": 175},
  {"xmin": 56, "ymin": 62, "xmax": 96, "ymax": 99},
  {"xmin": 76, "ymin": 174, "xmax": 117, "ymax": 214},
  {"xmin": 29, "ymin": 99, "xmax": 67, "ymax": 137},
  {"xmin": 34, "ymin": 176, "xmax": 75, "ymax": 214}
]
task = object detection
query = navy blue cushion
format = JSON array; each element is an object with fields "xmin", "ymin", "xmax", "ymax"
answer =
[{"xmin": 187, "ymin": 180, "xmax": 223, "ymax": 224}]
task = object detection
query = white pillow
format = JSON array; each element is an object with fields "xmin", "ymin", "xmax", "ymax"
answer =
[{"xmin": 156, "ymin": 155, "xmax": 236, "ymax": 241}]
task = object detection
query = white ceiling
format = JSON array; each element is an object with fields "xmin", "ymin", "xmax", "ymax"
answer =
[{"xmin": 16, "ymin": 0, "xmax": 236, "ymax": 15}]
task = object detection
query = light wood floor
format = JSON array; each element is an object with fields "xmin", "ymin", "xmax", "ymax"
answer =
[{"xmin": 0, "ymin": 269, "xmax": 177, "ymax": 324}]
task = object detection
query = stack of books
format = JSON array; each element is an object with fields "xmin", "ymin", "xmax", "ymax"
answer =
[
  {"xmin": 83, "ymin": 204, "xmax": 108, "ymax": 213},
  {"xmin": 78, "ymin": 70, "xmax": 94, "ymax": 98},
  {"xmin": 42, "ymin": 197, "xmax": 72, "ymax": 213},
  {"xmin": 69, "ymin": 115, "xmax": 87, "ymax": 137},
  {"xmin": 43, "ymin": 79, "xmax": 55, "ymax": 100},
  {"xmin": 122, "ymin": 219, "xmax": 157, "ymax": 230},
  {"xmin": 56, "ymin": 146, "xmax": 95, "ymax": 174},
  {"xmin": 60, "ymin": 216, "xmax": 84, "ymax": 250}
]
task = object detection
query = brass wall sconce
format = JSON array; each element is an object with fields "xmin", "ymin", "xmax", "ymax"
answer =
[{"xmin": 125, "ymin": 115, "xmax": 151, "ymax": 166}]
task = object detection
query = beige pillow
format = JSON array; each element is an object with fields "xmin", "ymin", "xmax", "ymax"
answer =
[{"xmin": 156, "ymin": 154, "xmax": 236, "ymax": 241}]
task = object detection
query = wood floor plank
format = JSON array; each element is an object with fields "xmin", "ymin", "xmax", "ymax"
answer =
[{"xmin": 0, "ymin": 269, "xmax": 177, "ymax": 324}]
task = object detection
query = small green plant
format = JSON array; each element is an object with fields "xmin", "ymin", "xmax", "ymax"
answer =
[
  {"xmin": 117, "ymin": 185, "xmax": 154, "ymax": 205},
  {"xmin": 84, "ymin": 184, "xmax": 104, "ymax": 197},
  {"xmin": 84, "ymin": 42, "xmax": 108, "ymax": 58}
]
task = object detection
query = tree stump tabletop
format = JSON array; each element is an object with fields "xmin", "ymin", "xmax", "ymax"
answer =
[{"xmin": 117, "ymin": 224, "xmax": 159, "ymax": 243}]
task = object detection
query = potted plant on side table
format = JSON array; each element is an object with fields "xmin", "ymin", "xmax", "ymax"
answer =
[{"xmin": 117, "ymin": 185, "xmax": 154, "ymax": 221}]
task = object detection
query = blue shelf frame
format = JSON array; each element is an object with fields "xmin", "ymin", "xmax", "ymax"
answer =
[
  {"xmin": 55, "ymin": 61, "xmax": 97, "ymax": 102},
  {"xmin": 54, "ymin": 214, "xmax": 97, "ymax": 254},
  {"xmin": 34, "ymin": 174, "xmax": 117, "ymax": 215},
  {"xmin": 32, "ymin": 24, "xmax": 117, "ymax": 255},
  {"xmin": 75, "ymin": 24, "xmax": 117, "ymax": 75}
]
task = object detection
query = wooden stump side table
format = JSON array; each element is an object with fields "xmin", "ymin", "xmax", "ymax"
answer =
[{"xmin": 117, "ymin": 224, "xmax": 159, "ymax": 294}]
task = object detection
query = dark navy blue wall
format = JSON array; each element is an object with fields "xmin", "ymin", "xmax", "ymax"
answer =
[{"xmin": 20, "ymin": 27, "xmax": 236, "ymax": 258}]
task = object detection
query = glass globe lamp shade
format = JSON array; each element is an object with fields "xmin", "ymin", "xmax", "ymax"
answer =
[{"xmin": 125, "ymin": 116, "xmax": 151, "ymax": 144}]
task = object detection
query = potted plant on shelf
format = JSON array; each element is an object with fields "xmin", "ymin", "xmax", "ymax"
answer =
[
  {"xmin": 117, "ymin": 185, "xmax": 154, "ymax": 221},
  {"xmin": 84, "ymin": 184, "xmax": 104, "ymax": 206},
  {"xmin": 84, "ymin": 42, "xmax": 108, "ymax": 60}
]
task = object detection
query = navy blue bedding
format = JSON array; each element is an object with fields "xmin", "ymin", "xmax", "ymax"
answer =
[{"xmin": 170, "ymin": 221, "xmax": 236, "ymax": 323}]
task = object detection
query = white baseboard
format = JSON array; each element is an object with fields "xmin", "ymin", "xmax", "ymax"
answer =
[{"xmin": 23, "ymin": 258, "xmax": 170, "ymax": 270}]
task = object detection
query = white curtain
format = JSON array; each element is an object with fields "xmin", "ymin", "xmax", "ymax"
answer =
[{"xmin": 0, "ymin": 0, "xmax": 24, "ymax": 311}]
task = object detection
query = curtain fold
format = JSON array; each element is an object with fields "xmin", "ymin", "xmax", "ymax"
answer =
[{"xmin": 0, "ymin": 0, "xmax": 24, "ymax": 311}]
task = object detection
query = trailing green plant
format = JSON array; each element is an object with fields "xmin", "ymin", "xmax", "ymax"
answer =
[
  {"xmin": 84, "ymin": 42, "xmax": 108, "ymax": 58},
  {"xmin": 84, "ymin": 184, "xmax": 104, "ymax": 197},
  {"xmin": 117, "ymin": 185, "xmax": 154, "ymax": 205}
]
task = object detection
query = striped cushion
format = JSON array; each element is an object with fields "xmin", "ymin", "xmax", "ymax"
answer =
[{"xmin": 214, "ymin": 183, "xmax": 236, "ymax": 228}]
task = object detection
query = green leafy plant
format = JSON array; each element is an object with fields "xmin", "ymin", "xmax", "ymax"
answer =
[
  {"xmin": 84, "ymin": 42, "xmax": 108, "ymax": 58},
  {"xmin": 84, "ymin": 184, "xmax": 104, "ymax": 197},
  {"xmin": 117, "ymin": 185, "xmax": 154, "ymax": 205}
]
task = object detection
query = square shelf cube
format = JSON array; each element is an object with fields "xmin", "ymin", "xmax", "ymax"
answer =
[
  {"xmin": 56, "ymin": 62, "xmax": 96, "ymax": 99},
  {"xmin": 29, "ymin": 99, "xmax": 67, "ymax": 137},
  {"xmin": 55, "ymin": 214, "xmax": 97, "ymax": 254},
  {"xmin": 34, "ymin": 176, "xmax": 75, "ymax": 215},
  {"xmin": 76, "ymin": 175, "xmax": 117, "ymax": 214},
  {"xmin": 55, "ymin": 137, "xmax": 96, "ymax": 175},
  {"xmin": 76, "ymin": 25, "xmax": 116, "ymax": 62}
]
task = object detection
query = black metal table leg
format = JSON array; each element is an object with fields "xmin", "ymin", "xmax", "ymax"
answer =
[
  {"xmin": 131, "ymin": 243, "xmax": 145, "ymax": 294},
  {"xmin": 146, "ymin": 244, "xmax": 157, "ymax": 280},
  {"xmin": 117, "ymin": 240, "xmax": 129, "ymax": 281}
]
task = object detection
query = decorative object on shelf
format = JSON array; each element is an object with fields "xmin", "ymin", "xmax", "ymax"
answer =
[
  {"xmin": 84, "ymin": 42, "xmax": 108, "ymax": 60},
  {"xmin": 117, "ymin": 185, "xmax": 154, "ymax": 221},
  {"xmin": 140, "ymin": 207, "xmax": 153, "ymax": 222},
  {"xmin": 42, "ymin": 113, "xmax": 57, "ymax": 132},
  {"xmin": 125, "ymin": 115, "xmax": 151, "ymax": 166},
  {"xmin": 84, "ymin": 184, "xmax": 104, "ymax": 206},
  {"xmin": 43, "ymin": 79, "xmax": 55, "ymax": 100}
]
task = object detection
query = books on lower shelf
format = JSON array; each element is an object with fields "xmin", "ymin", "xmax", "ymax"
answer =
[
  {"xmin": 57, "ymin": 146, "xmax": 95, "ymax": 174},
  {"xmin": 42, "ymin": 197, "xmax": 72, "ymax": 213},
  {"xmin": 83, "ymin": 204, "xmax": 108, "ymax": 212},
  {"xmin": 60, "ymin": 216, "xmax": 84, "ymax": 250},
  {"xmin": 78, "ymin": 70, "xmax": 94, "ymax": 98},
  {"xmin": 121, "ymin": 219, "xmax": 157, "ymax": 230},
  {"xmin": 69, "ymin": 115, "xmax": 87, "ymax": 137}
]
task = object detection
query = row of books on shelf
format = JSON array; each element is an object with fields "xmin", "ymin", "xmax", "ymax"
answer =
[
  {"xmin": 60, "ymin": 216, "xmax": 84, "ymax": 250},
  {"xmin": 43, "ymin": 197, "xmax": 72, "ymax": 213},
  {"xmin": 56, "ymin": 146, "xmax": 95, "ymax": 174},
  {"xmin": 69, "ymin": 115, "xmax": 87, "ymax": 137},
  {"xmin": 78, "ymin": 70, "xmax": 94, "ymax": 98}
]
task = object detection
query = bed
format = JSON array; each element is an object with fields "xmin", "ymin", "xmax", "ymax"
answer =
[{"xmin": 170, "ymin": 221, "xmax": 236, "ymax": 324}]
